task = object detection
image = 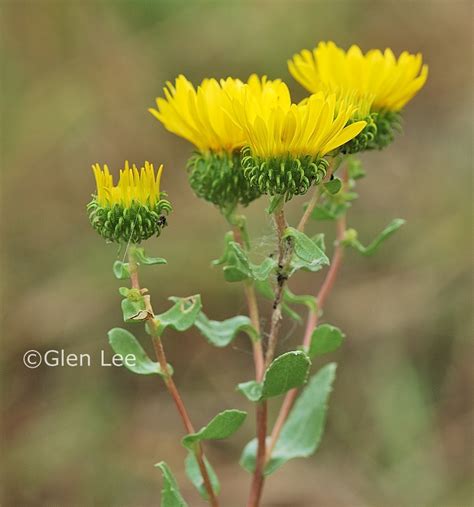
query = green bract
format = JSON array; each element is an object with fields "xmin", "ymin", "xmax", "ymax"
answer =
[
  {"xmin": 369, "ymin": 110, "xmax": 402, "ymax": 150},
  {"xmin": 241, "ymin": 147, "xmax": 329, "ymax": 201},
  {"xmin": 187, "ymin": 151, "xmax": 261, "ymax": 210},
  {"xmin": 340, "ymin": 113, "xmax": 378, "ymax": 154},
  {"xmin": 87, "ymin": 198, "xmax": 172, "ymax": 243}
]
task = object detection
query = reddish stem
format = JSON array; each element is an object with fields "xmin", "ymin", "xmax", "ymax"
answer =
[
  {"xmin": 246, "ymin": 401, "xmax": 267, "ymax": 507},
  {"xmin": 128, "ymin": 251, "xmax": 219, "ymax": 507},
  {"xmin": 267, "ymin": 213, "xmax": 347, "ymax": 458}
]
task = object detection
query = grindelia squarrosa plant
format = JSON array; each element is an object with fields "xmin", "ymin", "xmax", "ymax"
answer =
[{"xmin": 87, "ymin": 41, "xmax": 427, "ymax": 506}]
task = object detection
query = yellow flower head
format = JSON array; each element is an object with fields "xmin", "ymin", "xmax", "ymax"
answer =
[
  {"xmin": 226, "ymin": 79, "xmax": 366, "ymax": 199},
  {"xmin": 149, "ymin": 74, "xmax": 285, "ymax": 154},
  {"xmin": 92, "ymin": 161, "xmax": 163, "ymax": 208},
  {"xmin": 88, "ymin": 162, "xmax": 171, "ymax": 243},
  {"xmin": 288, "ymin": 41, "xmax": 428, "ymax": 112},
  {"xmin": 230, "ymin": 81, "xmax": 367, "ymax": 158}
]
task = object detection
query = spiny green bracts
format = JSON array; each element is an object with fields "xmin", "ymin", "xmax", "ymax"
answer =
[
  {"xmin": 368, "ymin": 111, "xmax": 402, "ymax": 150},
  {"xmin": 340, "ymin": 113, "xmax": 378, "ymax": 154},
  {"xmin": 187, "ymin": 151, "xmax": 261, "ymax": 209},
  {"xmin": 87, "ymin": 198, "xmax": 172, "ymax": 243},
  {"xmin": 241, "ymin": 147, "xmax": 329, "ymax": 201}
]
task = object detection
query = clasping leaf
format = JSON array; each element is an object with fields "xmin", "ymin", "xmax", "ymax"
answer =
[
  {"xmin": 182, "ymin": 409, "xmax": 247, "ymax": 450},
  {"xmin": 213, "ymin": 232, "xmax": 277, "ymax": 282},
  {"xmin": 113, "ymin": 260, "xmax": 130, "ymax": 280},
  {"xmin": 151, "ymin": 295, "xmax": 202, "ymax": 334},
  {"xmin": 237, "ymin": 351, "xmax": 311, "ymax": 402},
  {"xmin": 108, "ymin": 327, "xmax": 170, "ymax": 376},
  {"xmin": 195, "ymin": 312, "xmax": 259, "ymax": 347},
  {"xmin": 240, "ymin": 363, "xmax": 336, "ymax": 475},
  {"xmin": 344, "ymin": 218, "xmax": 405, "ymax": 256},
  {"xmin": 283, "ymin": 227, "xmax": 330, "ymax": 275},
  {"xmin": 155, "ymin": 462, "xmax": 188, "ymax": 507},
  {"xmin": 306, "ymin": 324, "xmax": 345, "ymax": 358},
  {"xmin": 131, "ymin": 246, "xmax": 167, "ymax": 266}
]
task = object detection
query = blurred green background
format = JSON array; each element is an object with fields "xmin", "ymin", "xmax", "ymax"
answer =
[{"xmin": 1, "ymin": 1, "xmax": 472, "ymax": 506}]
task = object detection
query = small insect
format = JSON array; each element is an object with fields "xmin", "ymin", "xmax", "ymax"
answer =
[{"xmin": 156, "ymin": 215, "xmax": 168, "ymax": 228}]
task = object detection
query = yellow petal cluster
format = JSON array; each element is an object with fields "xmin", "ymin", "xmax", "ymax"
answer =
[
  {"xmin": 289, "ymin": 41, "xmax": 428, "ymax": 112},
  {"xmin": 228, "ymin": 81, "xmax": 367, "ymax": 158},
  {"xmin": 149, "ymin": 74, "xmax": 285, "ymax": 154},
  {"xmin": 92, "ymin": 161, "xmax": 163, "ymax": 208}
]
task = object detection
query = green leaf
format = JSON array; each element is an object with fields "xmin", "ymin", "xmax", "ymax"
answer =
[
  {"xmin": 182, "ymin": 409, "xmax": 247, "ymax": 450},
  {"xmin": 213, "ymin": 232, "xmax": 277, "ymax": 283},
  {"xmin": 108, "ymin": 328, "xmax": 168, "ymax": 376},
  {"xmin": 311, "ymin": 201, "xmax": 349, "ymax": 221},
  {"xmin": 284, "ymin": 227, "xmax": 330, "ymax": 274},
  {"xmin": 155, "ymin": 461, "xmax": 188, "ymax": 507},
  {"xmin": 153, "ymin": 295, "xmax": 202, "ymax": 333},
  {"xmin": 113, "ymin": 260, "xmax": 130, "ymax": 280},
  {"xmin": 284, "ymin": 286, "xmax": 317, "ymax": 313},
  {"xmin": 240, "ymin": 363, "xmax": 336, "ymax": 475},
  {"xmin": 213, "ymin": 232, "xmax": 251, "ymax": 282},
  {"xmin": 254, "ymin": 280, "xmax": 315, "ymax": 323},
  {"xmin": 251, "ymin": 257, "xmax": 277, "ymax": 281},
  {"xmin": 195, "ymin": 313, "xmax": 259, "ymax": 347},
  {"xmin": 345, "ymin": 219, "xmax": 406, "ymax": 256},
  {"xmin": 307, "ymin": 324, "xmax": 345, "ymax": 358},
  {"xmin": 323, "ymin": 178, "xmax": 342, "ymax": 195},
  {"xmin": 237, "ymin": 351, "xmax": 311, "ymax": 402},
  {"xmin": 236, "ymin": 380, "xmax": 263, "ymax": 402},
  {"xmin": 184, "ymin": 453, "xmax": 220, "ymax": 500},
  {"xmin": 118, "ymin": 287, "xmax": 130, "ymax": 297},
  {"xmin": 311, "ymin": 233, "xmax": 326, "ymax": 252},
  {"xmin": 121, "ymin": 297, "xmax": 149, "ymax": 323},
  {"xmin": 132, "ymin": 246, "xmax": 167, "ymax": 266}
]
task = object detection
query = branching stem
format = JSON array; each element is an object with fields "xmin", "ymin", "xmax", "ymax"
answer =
[
  {"xmin": 267, "ymin": 168, "xmax": 348, "ymax": 459},
  {"xmin": 128, "ymin": 249, "xmax": 219, "ymax": 507}
]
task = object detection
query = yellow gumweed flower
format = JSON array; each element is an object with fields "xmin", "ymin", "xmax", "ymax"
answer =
[
  {"xmin": 88, "ymin": 162, "xmax": 171, "ymax": 243},
  {"xmin": 149, "ymin": 75, "xmax": 286, "ymax": 210},
  {"xmin": 92, "ymin": 161, "xmax": 164, "ymax": 208},
  {"xmin": 149, "ymin": 74, "xmax": 285, "ymax": 154},
  {"xmin": 230, "ymin": 83, "xmax": 367, "ymax": 158},
  {"xmin": 227, "ymin": 80, "xmax": 366, "ymax": 199},
  {"xmin": 288, "ymin": 41, "xmax": 428, "ymax": 112}
]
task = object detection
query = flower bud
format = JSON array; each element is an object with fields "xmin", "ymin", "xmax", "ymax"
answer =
[{"xmin": 87, "ymin": 162, "xmax": 172, "ymax": 243}]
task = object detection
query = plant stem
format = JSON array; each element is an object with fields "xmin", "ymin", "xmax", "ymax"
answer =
[
  {"xmin": 128, "ymin": 250, "xmax": 219, "ymax": 507},
  {"xmin": 265, "ymin": 206, "xmax": 289, "ymax": 368},
  {"xmin": 231, "ymin": 223, "xmax": 267, "ymax": 507},
  {"xmin": 246, "ymin": 401, "xmax": 267, "ymax": 507},
  {"xmin": 247, "ymin": 205, "xmax": 292, "ymax": 507},
  {"xmin": 244, "ymin": 282, "xmax": 265, "ymax": 381},
  {"xmin": 302, "ymin": 215, "xmax": 346, "ymax": 348},
  {"xmin": 232, "ymin": 224, "xmax": 265, "ymax": 381},
  {"xmin": 297, "ymin": 186, "xmax": 321, "ymax": 232},
  {"xmin": 267, "ymin": 212, "xmax": 347, "ymax": 459}
]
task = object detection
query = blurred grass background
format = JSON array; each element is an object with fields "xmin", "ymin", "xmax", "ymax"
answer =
[{"xmin": 1, "ymin": 1, "xmax": 473, "ymax": 506}]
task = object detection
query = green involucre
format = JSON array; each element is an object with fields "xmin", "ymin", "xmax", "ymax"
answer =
[
  {"xmin": 187, "ymin": 151, "xmax": 261, "ymax": 209},
  {"xmin": 87, "ymin": 197, "xmax": 172, "ymax": 243},
  {"xmin": 340, "ymin": 113, "xmax": 378, "ymax": 154},
  {"xmin": 369, "ymin": 110, "xmax": 402, "ymax": 150},
  {"xmin": 241, "ymin": 147, "xmax": 329, "ymax": 201}
]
